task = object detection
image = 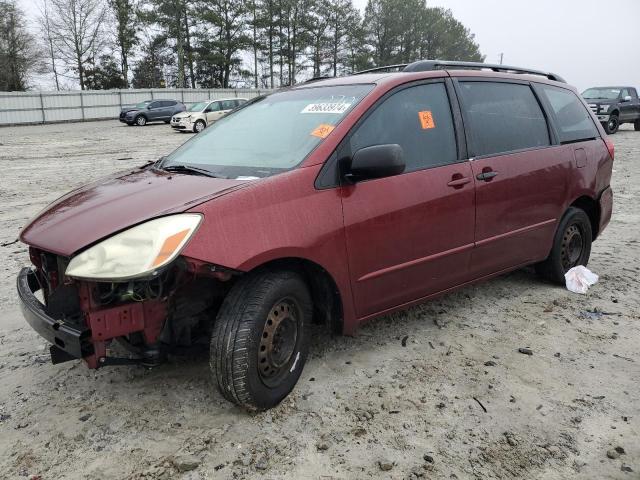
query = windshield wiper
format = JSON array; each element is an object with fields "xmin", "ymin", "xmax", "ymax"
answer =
[{"xmin": 162, "ymin": 164, "xmax": 227, "ymax": 178}]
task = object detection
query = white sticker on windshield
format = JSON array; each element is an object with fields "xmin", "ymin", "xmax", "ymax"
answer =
[{"xmin": 301, "ymin": 102, "xmax": 352, "ymax": 114}]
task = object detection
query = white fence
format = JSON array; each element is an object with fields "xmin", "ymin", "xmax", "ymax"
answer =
[{"xmin": 0, "ymin": 88, "xmax": 272, "ymax": 126}]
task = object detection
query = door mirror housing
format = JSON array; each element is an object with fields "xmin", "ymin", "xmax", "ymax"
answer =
[
  {"xmin": 622, "ymin": 95, "xmax": 632, "ymax": 102},
  {"xmin": 344, "ymin": 144, "xmax": 405, "ymax": 182}
]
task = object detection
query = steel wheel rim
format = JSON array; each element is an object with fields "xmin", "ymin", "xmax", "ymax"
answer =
[
  {"xmin": 258, "ymin": 298, "xmax": 300, "ymax": 388},
  {"xmin": 195, "ymin": 121, "xmax": 204, "ymax": 132},
  {"xmin": 137, "ymin": 116, "xmax": 145, "ymax": 126},
  {"xmin": 561, "ymin": 224, "xmax": 584, "ymax": 270},
  {"xmin": 608, "ymin": 117, "xmax": 618, "ymax": 131}
]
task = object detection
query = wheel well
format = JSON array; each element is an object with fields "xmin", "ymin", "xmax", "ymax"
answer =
[
  {"xmin": 248, "ymin": 258, "xmax": 344, "ymax": 334},
  {"xmin": 571, "ymin": 196, "xmax": 600, "ymax": 239},
  {"xmin": 610, "ymin": 109, "xmax": 619, "ymax": 117}
]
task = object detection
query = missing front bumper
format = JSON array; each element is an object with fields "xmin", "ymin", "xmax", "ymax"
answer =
[{"xmin": 17, "ymin": 267, "xmax": 92, "ymax": 361}]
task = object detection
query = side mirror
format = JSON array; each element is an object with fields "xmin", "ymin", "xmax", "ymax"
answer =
[
  {"xmin": 622, "ymin": 95, "xmax": 632, "ymax": 102},
  {"xmin": 344, "ymin": 144, "xmax": 405, "ymax": 182},
  {"xmin": 147, "ymin": 105, "xmax": 152, "ymax": 109}
]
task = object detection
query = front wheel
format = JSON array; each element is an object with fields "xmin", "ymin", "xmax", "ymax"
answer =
[
  {"xmin": 604, "ymin": 115, "xmax": 619, "ymax": 135},
  {"xmin": 193, "ymin": 120, "xmax": 206, "ymax": 133},
  {"xmin": 535, "ymin": 207, "xmax": 592, "ymax": 284},
  {"xmin": 135, "ymin": 115, "xmax": 147, "ymax": 126},
  {"xmin": 210, "ymin": 270, "xmax": 312, "ymax": 410},
  {"xmin": 634, "ymin": 119, "xmax": 640, "ymax": 131}
]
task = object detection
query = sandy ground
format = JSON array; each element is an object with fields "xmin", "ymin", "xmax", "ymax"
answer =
[{"xmin": 0, "ymin": 120, "xmax": 638, "ymax": 480}]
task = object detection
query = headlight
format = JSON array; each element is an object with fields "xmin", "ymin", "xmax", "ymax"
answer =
[
  {"xmin": 65, "ymin": 214, "xmax": 202, "ymax": 281},
  {"xmin": 600, "ymin": 105, "xmax": 610, "ymax": 113}
]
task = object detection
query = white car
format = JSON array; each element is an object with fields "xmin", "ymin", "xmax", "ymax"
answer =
[{"xmin": 170, "ymin": 98, "xmax": 248, "ymax": 133}]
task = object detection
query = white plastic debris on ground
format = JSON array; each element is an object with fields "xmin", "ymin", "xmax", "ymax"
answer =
[{"xmin": 565, "ymin": 266, "xmax": 599, "ymax": 294}]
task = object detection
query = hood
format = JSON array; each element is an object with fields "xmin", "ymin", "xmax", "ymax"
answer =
[
  {"xmin": 121, "ymin": 107, "xmax": 141, "ymax": 114},
  {"xmin": 173, "ymin": 111, "xmax": 196, "ymax": 118},
  {"xmin": 21, "ymin": 167, "xmax": 250, "ymax": 257}
]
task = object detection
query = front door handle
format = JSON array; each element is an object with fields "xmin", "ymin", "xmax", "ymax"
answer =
[
  {"xmin": 476, "ymin": 171, "xmax": 498, "ymax": 181},
  {"xmin": 447, "ymin": 177, "xmax": 472, "ymax": 188}
]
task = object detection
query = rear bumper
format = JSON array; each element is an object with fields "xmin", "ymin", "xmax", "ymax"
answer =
[
  {"xmin": 598, "ymin": 186, "xmax": 613, "ymax": 235},
  {"xmin": 17, "ymin": 267, "xmax": 91, "ymax": 360}
]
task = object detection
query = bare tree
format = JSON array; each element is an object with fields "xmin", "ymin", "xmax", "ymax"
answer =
[
  {"xmin": 0, "ymin": 0, "xmax": 45, "ymax": 91},
  {"xmin": 37, "ymin": 0, "xmax": 60, "ymax": 90},
  {"xmin": 48, "ymin": 0, "xmax": 106, "ymax": 90}
]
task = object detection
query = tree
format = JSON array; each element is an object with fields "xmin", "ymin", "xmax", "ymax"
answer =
[
  {"xmin": 197, "ymin": 0, "xmax": 251, "ymax": 88},
  {"xmin": 47, "ymin": 0, "xmax": 107, "ymax": 90},
  {"xmin": 37, "ymin": 0, "xmax": 60, "ymax": 90},
  {"xmin": 362, "ymin": 0, "xmax": 483, "ymax": 67},
  {"xmin": 0, "ymin": 1, "xmax": 44, "ymax": 91},
  {"xmin": 131, "ymin": 35, "xmax": 172, "ymax": 88},
  {"xmin": 84, "ymin": 54, "xmax": 127, "ymax": 89},
  {"xmin": 108, "ymin": 0, "xmax": 139, "ymax": 87}
]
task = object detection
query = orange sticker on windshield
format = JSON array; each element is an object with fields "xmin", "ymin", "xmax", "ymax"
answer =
[
  {"xmin": 418, "ymin": 111, "xmax": 435, "ymax": 130},
  {"xmin": 311, "ymin": 124, "xmax": 335, "ymax": 139}
]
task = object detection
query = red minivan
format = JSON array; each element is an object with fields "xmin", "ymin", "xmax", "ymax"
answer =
[{"xmin": 17, "ymin": 61, "xmax": 613, "ymax": 410}]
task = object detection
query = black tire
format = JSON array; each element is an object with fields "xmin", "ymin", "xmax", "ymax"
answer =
[
  {"xmin": 193, "ymin": 120, "xmax": 206, "ymax": 133},
  {"xmin": 604, "ymin": 115, "xmax": 619, "ymax": 135},
  {"xmin": 535, "ymin": 207, "xmax": 592, "ymax": 284},
  {"xmin": 210, "ymin": 270, "xmax": 312, "ymax": 410},
  {"xmin": 634, "ymin": 119, "xmax": 640, "ymax": 131},
  {"xmin": 135, "ymin": 115, "xmax": 147, "ymax": 126}
]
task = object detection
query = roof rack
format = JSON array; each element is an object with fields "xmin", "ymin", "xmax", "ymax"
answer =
[
  {"xmin": 354, "ymin": 64, "xmax": 408, "ymax": 75},
  {"xmin": 303, "ymin": 75, "xmax": 334, "ymax": 84},
  {"xmin": 353, "ymin": 60, "xmax": 566, "ymax": 83},
  {"xmin": 403, "ymin": 60, "xmax": 566, "ymax": 83}
]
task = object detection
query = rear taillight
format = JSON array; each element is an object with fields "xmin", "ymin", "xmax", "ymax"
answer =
[{"xmin": 604, "ymin": 137, "xmax": 615, "ymax": 161}]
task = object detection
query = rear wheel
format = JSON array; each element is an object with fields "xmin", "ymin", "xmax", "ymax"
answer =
[
  {"xmin": 210, "ymin": 270, "xmax": 312, "ymax": 410},
  {"xmin": 135, "ymin": 115, "xmax": 147, "ymax": 126},
  {"xmin": 535, "ymin": 207, "xmax": 592, "ymax": 284},
  {"xmin": 193, "ymin": 120, "xmax": 206, "ymax": 133},
  {"xmin": 634, "ymin": 119, "xmax": 640, "ymax": 131},
  {"xmin": 604, "ymin": 115, "xmax": 619, "ymax": 134}
]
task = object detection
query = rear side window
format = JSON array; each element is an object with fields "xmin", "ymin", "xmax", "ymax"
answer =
[
  {"xmin": 540, "ymin": 85, "xmax": 598, "ymax": 143},
  {"xmin": 160, "ymin": 100, "xmax": 175, "ymax": 107},
  {"xmin": 458, "ymin": 82, "xmax": 550, "ymax": 157},
  {"xmin": 349, "ymin": 83, "xmax": 458, "ymax": 172}
]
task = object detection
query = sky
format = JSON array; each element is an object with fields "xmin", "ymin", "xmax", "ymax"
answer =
[{"xmin": 19, "ymin": 0, "xmax": 640, "ymax": 92}]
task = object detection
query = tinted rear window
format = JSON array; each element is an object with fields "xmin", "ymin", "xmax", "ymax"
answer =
[
  {"xmin": 541, "ymin": 85, "xmax": 598, "ymax": 144},
  {"xmin": 458, "ymin": 82, "xmax": 550, "ymax": 157}
]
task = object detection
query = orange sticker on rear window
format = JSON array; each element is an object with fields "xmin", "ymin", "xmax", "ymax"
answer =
[
  {"xmin": 310, "ymin": 124, "xmax": 335, "ymax": 139},
  {"xmin": 418, "ymin": 111, "xmax": 435, "ymax": 130}
]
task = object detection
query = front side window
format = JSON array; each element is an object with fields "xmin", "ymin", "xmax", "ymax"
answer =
[
  {"xmin": 207, "ymin": 102, "xmax": 221, "ymax": 112},
  {"xmin": 540, "ymin": 85, "xmax": 598, "ymax": 144},
  {"xmin": 163, "ymin": 84, "xmax": 373, "ymax": 178},
  {"xmin": 458, "ymin": 82, "xmax": 550, "ymax": 157},
  {"xmin": 349, "ymin": 83, "xmax": 458, "ymax": 172},
  {"xmin": 188, "ymin": 102, "xmax": 207, "ymax": 112}
]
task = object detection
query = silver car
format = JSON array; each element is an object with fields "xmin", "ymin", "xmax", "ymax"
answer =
[{"xmin": 170, "ymin": 98, "xmax": 248, "ymax": 133}]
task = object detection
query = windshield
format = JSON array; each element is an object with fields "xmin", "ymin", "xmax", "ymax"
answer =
[
  {"xmin": 188, "ymin": 102, "xmax": 207, "ymax": 112},
  {"xmin": 582, "ymin": 88, "xmax": 620, "ymax": 100},
  {"xmin": 163, "ymin": 84, "xmax": 373, "ymax": 178},
  {"xmin": 135, "ymin": 101, "xmax": 151, "ymax": 108}
]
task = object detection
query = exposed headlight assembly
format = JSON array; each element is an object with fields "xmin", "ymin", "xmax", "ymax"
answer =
[
  {"xmin": 600, "ymin": 105, "xmax": 610, "ymax": 113},
  {"xmin": 65, "ymin": 214, "xmax": 202, "ymax": 281}
]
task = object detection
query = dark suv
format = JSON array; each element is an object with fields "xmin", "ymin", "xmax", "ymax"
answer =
[
  {"xmin": 582, "ymin": 86, "xmax": 640, "ymax": 134},
  {"xmin": 119, "ymin": 99, "xmax": 186, "ymax": 126},
  {"xmin": 18, "ymin": 61, "xmax": 613, "ymax": 410}
]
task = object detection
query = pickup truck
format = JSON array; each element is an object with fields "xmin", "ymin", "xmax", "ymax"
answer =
[{"xmin": 582, "ymin": 86, "xmax": 640, "ymax": 134}]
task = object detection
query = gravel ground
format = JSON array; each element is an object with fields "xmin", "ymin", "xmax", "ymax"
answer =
[{"xmin": 0, "ymin": 121, "xmax": 638, "ymax": 480}]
